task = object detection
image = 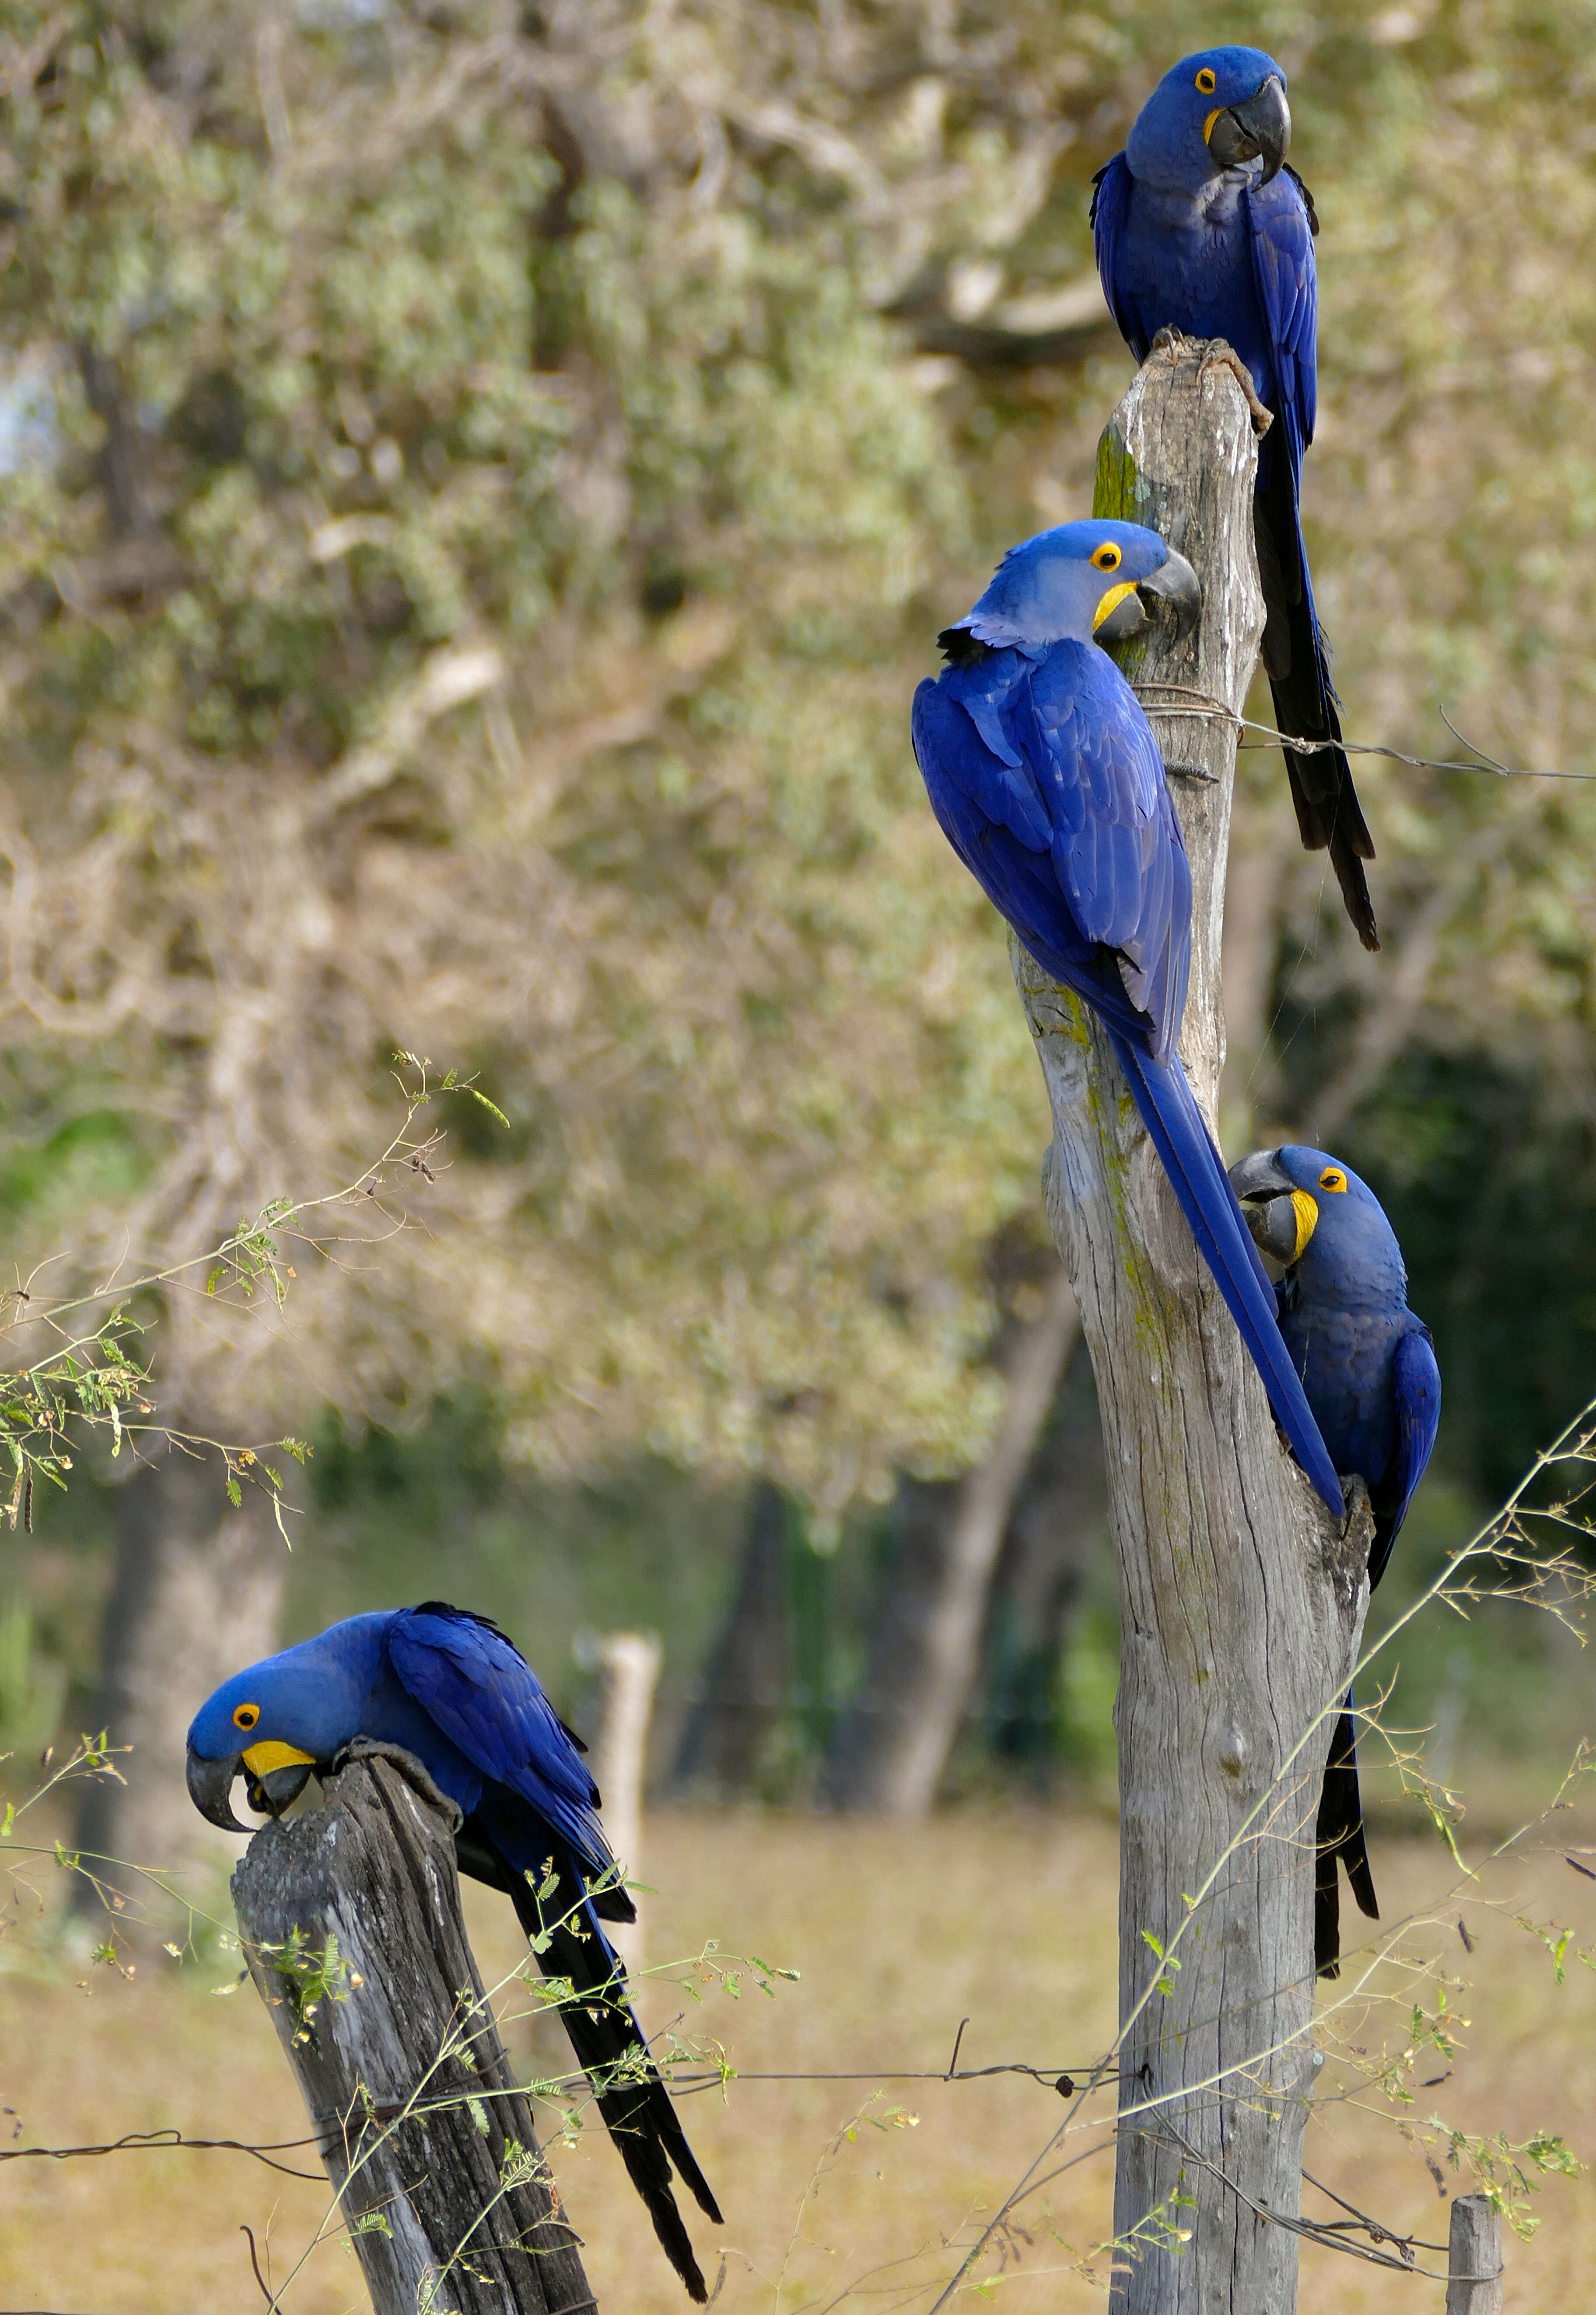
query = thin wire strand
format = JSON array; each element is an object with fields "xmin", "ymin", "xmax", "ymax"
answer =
[{"xmin": 1134, "ymin": 683, "xmax": 1596, "ymax": 781}]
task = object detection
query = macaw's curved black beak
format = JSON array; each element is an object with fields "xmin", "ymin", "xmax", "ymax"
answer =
[
  {"xmin": 1207, "ymin": 75, "xmax": 1291, "ymax": 184},
  {"xmin": 248, "ymin": 1761, "xmax": 316, "ymax": 1817},
  {"xmin": 1094, "ymin": 546, "xmax": 1202, "ymax": 647},
  {"xmin": 186, "ymin": 1747, "xmax": 252, "ymax": 1834},
  {"xmin": 186, "ymin": 1747, "xmax": 316, "ymax": 1831},
  {"xmin": 1228, "ymin": 1148, "xmax": 1318, "ymax": 1264}
]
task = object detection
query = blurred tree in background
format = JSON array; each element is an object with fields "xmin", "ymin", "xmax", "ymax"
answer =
[{"xmin": 2, "ymin": 0, "xmax": 1595, "ymax": 1852}]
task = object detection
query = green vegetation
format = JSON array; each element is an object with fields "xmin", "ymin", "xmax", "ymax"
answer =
[{"xmin": 0, "ymin": 0, "xmax": 1593, "ymax": 1789}]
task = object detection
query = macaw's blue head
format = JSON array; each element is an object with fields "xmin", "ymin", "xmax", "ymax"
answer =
[
  {"xmin": 1229, "ymin": 1144, "xmax": 1407, "ymax": 1302},
  {"xmin": 185, "ymin": 1618, "xmax": 384, "ymax": 1831},
  {"xmin": 939, "ymin": 518, "xmax": 1200, "ymax": 660},
  {"xmin": 1127, "ymin": 48, "xmax": 1290, "ymax": 194}
]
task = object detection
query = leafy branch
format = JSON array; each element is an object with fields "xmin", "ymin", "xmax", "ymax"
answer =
[{"xmin": 0, "ymin": 1055, "xmax": 502, "ymax": 1537}]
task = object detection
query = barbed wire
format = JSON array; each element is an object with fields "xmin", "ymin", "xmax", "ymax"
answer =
[{"xmin": 1134, "ymin": 683, "xmax": 1596, "ymax": 782}]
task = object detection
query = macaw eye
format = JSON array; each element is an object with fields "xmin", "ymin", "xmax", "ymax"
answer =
[
  {"xmin": 1195, "ymin": 67, "xmax": 1217, "ymax": 94},
  {"xmin": 233, "ymin": 1702, "xmax": 260, "ymax": 1731},
  {"xmin": 1318, "ymin": 1167, "xmax": 1347, "ymax": 1193},
  {"xmin": 1091, "ymin": 542, "xmax": 1122, "ymax": 572}
]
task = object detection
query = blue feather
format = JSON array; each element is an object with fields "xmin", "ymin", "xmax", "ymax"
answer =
[
  {"xmin": 1092, "ymin": 47, "xmax": 1380, "ymax": 949},
  {"xmin": 912, "ymin": 526, "xmax": 1342, "ymax": 1513},
  {"xmin": 186, "ymin": 1603, "xmax": 722, "ymax": 2298}
]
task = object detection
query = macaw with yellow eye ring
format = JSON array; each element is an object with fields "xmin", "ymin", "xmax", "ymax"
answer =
[
  {"xmin": 1092, "ymin": 46, "xmax": 1381, "ymax": 951},
  {"xmin": 912, "ymin": 519, "xmax": 1342, "ymax": 1515},
  {"xmin": 186, "ymin": 1601, "xmax": 722, "ymax": 2301},
  {"xmin": 1229, "ymin": 1145, "xmax": 1441, "ymax": 1976}
]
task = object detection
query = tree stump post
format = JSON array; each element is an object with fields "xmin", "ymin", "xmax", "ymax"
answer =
[
  {"xmin": 1446, "ymin": 2195, "xmax": 1504, "ymax": 2315},
  {"xmin": 591, "ymin": 1629, "xmax": 662, "ymax": 1975},
  {"xmin": 1014, "ymin": 343, "xmax": 1373, "ymax": 2313},
  {"xmin": 232, "ymin": 1750, "xmax": 595, "ymax": 2315}
]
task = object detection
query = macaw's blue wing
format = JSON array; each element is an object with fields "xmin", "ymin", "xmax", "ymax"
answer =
[
  {"xmin": 912, "ymin": 666, "xmax": 1135, "ymax": 1032},
  {"xmin": 1245, "ymin": 171, "xmax": 1317, "ymax": 472},
  {"xmin": 1014, "ymin": 647, "xmax": 1189, "ymax": 1060},
  {"xmin": 912, "ymin": 640, "xmax": 1189, "ymax": 1054},
  {"xmin": 1090, "ymin": 154, "xmax": 1145, "ymax": 356},
  {"xmin": 1370, "ymin": 1324, "xmax": 1442, "ymax": 1589},
  {"xmin": 1316, "ymin": 1322, "xmax": 1437, "ymax": 1977},
  {"xmin": 913, "ymin": 642, "xmax": 1341, "ymax": 1515},
  {"xmin": 392, "ymin": 1604, "xmax": 723, "ymax": 2294},
  {"xmin": 1243, "ymin": 170, "xmax": 1379, "ymax": 946},
  {"xmin": 387, "ymin": 1606, "xmax": 611, "ymax": 1881}
]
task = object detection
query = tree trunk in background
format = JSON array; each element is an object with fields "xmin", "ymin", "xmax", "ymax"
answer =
[
  {"xmin": 671, "ymin": 1479, "xmax": 789, "ymax": 1797},
  {"xmin": 822, "ymin": 1271, "xmax": 1078, "ymax": 1814},
  {"xmin": 982, "ymin": 1336, "xmax": 1108, "ymax": 1775},
  {"xmin": 1015, "ymin": 346, "xmax": 1373, "ymax": 2315},
  {"xmin": 72, "ymin": 1444, "xmax": 284, "ymax": 1923}
]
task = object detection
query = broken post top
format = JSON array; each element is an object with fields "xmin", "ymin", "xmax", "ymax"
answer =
[
  {"xmin": 233, "ymin": 1751, "xmax": 593, "ymax": 2315},
  {"xmin": 1092, "ymin": 336, "xmax": 1267, "ymax": 1115}
]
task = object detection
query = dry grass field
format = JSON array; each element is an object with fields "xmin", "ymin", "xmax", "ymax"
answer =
[{"xmin": 3, "ymin": 1803, "xmax": 1595, "ymax": 2313}]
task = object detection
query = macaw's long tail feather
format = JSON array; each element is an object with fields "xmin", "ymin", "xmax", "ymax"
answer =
[
  {"xmin": 499, "ymin": 1844, "xmax": 722, "ymax": 2301},
  {"xmin": 1108, "ymin": 1035, "xmax": 1344, "ymax": 1517},
  {"xmin": 1314, "ymin": 1697, "xmax": 1379, "ymax": 1978},
  {"xmin": 1254, "ymin": 467, "xmax": 1379, "ymax": 954}
]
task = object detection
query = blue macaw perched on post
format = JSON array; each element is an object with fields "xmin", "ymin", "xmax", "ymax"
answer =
[
  {"xmin": 1230, "ymin": 1146, "xmax": 1441, "ymax": 1975},
  {"xmin": 911, "ymin": 519, "xmax": 1342, "ymax": 1515},
  {"xmin": 187, "ymin": 1603, "xmax": 722, "ymax": 2301},
  {"xmin": 1092, "ymin": 47, "xmax": 1380, "ymax": 951}
]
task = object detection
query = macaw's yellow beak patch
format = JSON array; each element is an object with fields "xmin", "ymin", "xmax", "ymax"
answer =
[
  {"xmin": 1092, "ymin": 580, "xmax": 1139, "ymax": 633},
  {"xmin": 242, "ymin": 1739, "xmax": 316, "ymax": 1777},
  {"xmin": 1290, "ymin": 1190, "xmax": 1319, "ymax": 1259}
]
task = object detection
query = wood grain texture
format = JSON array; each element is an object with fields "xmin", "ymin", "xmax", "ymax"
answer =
[
  {"xmin": 233, "ymin": 1747, "xmax": 595, "ymax": 2315},
  {"xmin": 1446, "ymin": 2194, "xmax": 1505, "ymax": 2315},
  {"xmin": 1014, "ymin": 341, "xmax": 1375, "ymax": 2313}
]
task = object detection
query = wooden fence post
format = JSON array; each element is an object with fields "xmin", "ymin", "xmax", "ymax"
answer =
[
  {"xmin": 1013, "ymin": 340, "xmax": 1373, "ymax": 2313},
  {"xmin": 232, "ymin": 1749, "xmax": 595, "ymax": 2315},
  {"xmin": 1446, "ymin": 2195, "xmax": 1504, "ymax": 2315},
  {"xmin": 591, "ymin": 1630, "xmax": 662, "ymax": 1976}
]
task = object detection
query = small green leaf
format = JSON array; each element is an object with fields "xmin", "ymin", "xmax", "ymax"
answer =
[{"xmin": 462, "ymin": 1086, "xmax": 510, "ymax": 1128}]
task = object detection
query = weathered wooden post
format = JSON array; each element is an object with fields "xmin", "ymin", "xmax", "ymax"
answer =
[
  {"xmin": 233, "ymin": 1750, "xmax": 595, "ymax": 2315},
  {"xmin": 1445, "ymin": 2195, "xmax": 1504, "ymax": 2315},
  {"xmin": 590, "ymin": 1629, "xmax": 662, "ymax": 1975},
  {"xmin": 1014, "ymin": 341, "xmax": 1373, "ymax": 2312}
]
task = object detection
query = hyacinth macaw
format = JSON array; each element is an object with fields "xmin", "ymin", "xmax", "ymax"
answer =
[
  {"xmin": 187, "ymin": 1602, "xmax": 721, "ymax": 2301},
  {"xmin": 1092, "ymin": 47, "xmax": 1380, "ymax": 952},
  {"xmin": 1230, "ymin": 1146, "xmax": 1441, "ymax": 1975},
  {"xmin": 911, "ymin": 519, "xmax": 1341, "ymax": 1514}
]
